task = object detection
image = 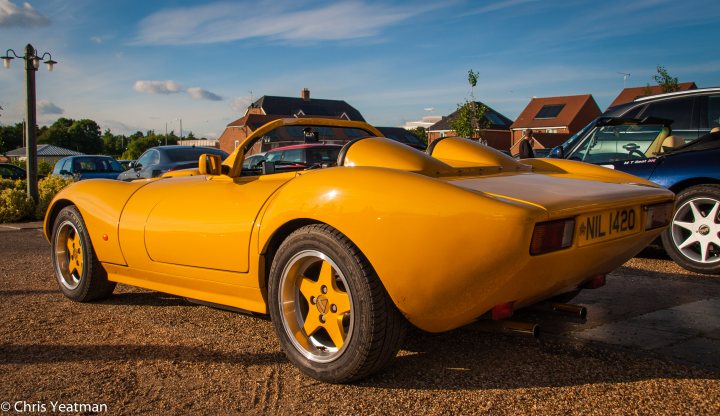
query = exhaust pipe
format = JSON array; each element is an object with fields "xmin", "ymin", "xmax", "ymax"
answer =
[
  {"xmin": 475, "ymin": 320, "xmax": 539, "ymax": 338},
  {"xmin": 549, "ymin": 302, "xmax": 587, "ymax": 319},
  {"xmin": 528, "ymin": 302, "xmax": 587, "ymax": 319}
]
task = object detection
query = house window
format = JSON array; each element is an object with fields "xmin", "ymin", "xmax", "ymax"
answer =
[
  {"xmin": 234, "ymin": 140, "xmax": 239, "ymax": 148},
  {"xmin": 546, "ymin": 128, "xmax": 557, "ymax": 133},
  {"xmin": 535, "ymin": 104, "xmax": 565, "ymax": 119}
]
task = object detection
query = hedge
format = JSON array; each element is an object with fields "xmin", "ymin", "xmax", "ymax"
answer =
[{"xmin": 0, "ymin": 176, "xmax": 75, "ymax": 223}]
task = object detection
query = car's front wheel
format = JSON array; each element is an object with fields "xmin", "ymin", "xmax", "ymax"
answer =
[
  {"xmin": 51, "ymin": 206, "xmax": 116, "ymax": 301},
  {"xmin": 661, "ymin": 185, "xmax": 720, "ymax": 274},
  {"xmin": 268, "ymin": 224, "xmax": 405, "ymax": 383}
]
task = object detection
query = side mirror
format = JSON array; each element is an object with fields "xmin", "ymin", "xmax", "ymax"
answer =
[
  {"xmin": 59, "ymin": 169, "xmax": 71, "ymax": 175},
  {"xmin": 549, "ymin": 146, "xmax": 564, "ymax": 159},
  {"xmin": 199, "ymin": 153, "xmax": 223, "ymax": 175},
  {"xmin": 133, "ymin": 162, "xmax": 142, "ymax": 171}
]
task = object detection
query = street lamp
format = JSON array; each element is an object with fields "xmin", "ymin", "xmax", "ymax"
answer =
[{"xmin": 1, "ymin": 44, "xmax": 57, "ymax": 204}]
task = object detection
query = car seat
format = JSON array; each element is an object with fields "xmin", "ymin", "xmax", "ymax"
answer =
[{"xmin": 659, "ymin": 135, "xmax": 685, "ymax": 153}]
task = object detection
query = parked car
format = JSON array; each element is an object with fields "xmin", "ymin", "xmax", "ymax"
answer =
[
  {"xmin": 117, "ymin": 146, "xmax": 228, "ymax": 181},
  {"xmin": 52, "ymin": 156, "xmax": 125, "ymax": 180},
  {"xmin": 549, "ymin": 116, "xmax": 720, "ymax": 274},
  {"xmin": 117, "ymin": 160, "xmax": 134, "ymax": 170},
  {"xmin": 377, "ymin": 126, "xmax": 427, "ymax": 151},
  {"xmin": 604, "ymin": 87, "xmax": 720, "ymax": 143},
  {"xmin": 45, "ymin": 117, "xmax": 673, "ymax": 383},
  {"xmin": 0, "ymin": 163, "xmax": 26, "ymax": 180}
]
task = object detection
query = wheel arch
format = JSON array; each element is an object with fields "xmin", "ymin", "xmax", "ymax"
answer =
[
  {"xmin": 44, "ymin": 198, "xmax": 74, "ymax": 240},
  {"xmin": 260, "ymin": 218, "xmax": 326, "ymax": 289},
  {"xmin": 668, "ymin": 178, "xmax": 720, "ymax": 194}
]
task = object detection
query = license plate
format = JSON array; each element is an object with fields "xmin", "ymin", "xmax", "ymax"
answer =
[{"xmin": 576, "ymin": 207, "xmax": 640, "ymax": 246}]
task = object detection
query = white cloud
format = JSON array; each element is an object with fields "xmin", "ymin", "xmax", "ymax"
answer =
[
  {"xmin": 464, "ymin": 0, "xmax": 539, "ymax": 16},
  {"xmin": 133, "ymin": 1, "xmax": 439, "ymax": 45},
  {"xmin": 187, "ymin": 87, "xmax": 222, "ymax": 101},
  {"xmin": 90, "ymin": 36, "xmax": 103, "ymax": 44},
  {"xmin": 231, "ymin": 96, "xmax": 252, "ymax": 113},
  {"xmin": 37, "ymin": 100, "xmax": 63, "ymax": 115},
  {"xmin": 0, "ymin": 0, "xmax": 49, "ymax": 27},
  {"xmin": 133, "ymin": 80, "xmax": 183, "ymax": 95}
]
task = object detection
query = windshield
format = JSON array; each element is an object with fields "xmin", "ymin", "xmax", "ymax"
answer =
[
  {"xmin": 566, "ymin": 124, "xmax": 668, "ymax": 163},
  {"xmin": 257, "ymin": 125, "xmax": 372, "ymax": 152}
]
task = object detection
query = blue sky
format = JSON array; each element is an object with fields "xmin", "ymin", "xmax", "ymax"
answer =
[{"xmin": 0, "ymin": 0, "xmax": 719, "ymax": 139}]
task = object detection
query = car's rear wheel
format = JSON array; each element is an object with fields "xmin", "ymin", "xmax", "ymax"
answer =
[
  {"xmin": 268, "ymin": 224, "xmax": 405, "ymax": 383},
  {"xmin": 661, "ymin": 185, "xmax": 720, "ymax": 275},
  {"xmin": 51, "ymin": 206, "xmax": 116, "ymax": 301}
]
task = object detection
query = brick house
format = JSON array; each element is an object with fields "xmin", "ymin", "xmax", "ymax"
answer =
[
  {"xmin": 509, "ymin": 94, "xmax": 601, "ymax": 155},
  {"xmin": 427, "ymin": 102, "xmax": 513, "ymax": 151},
  {"xmin": 608, "ymin": 82, "xmax": 697, "ymax": 108},
  {"xmin": 218, "ymin": 89, "xmax": 365, "ymax": 154}
]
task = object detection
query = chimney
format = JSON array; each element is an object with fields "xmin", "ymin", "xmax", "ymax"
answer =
[{"xmin": 301, "ymin": 88, "xmax": 310, "ymax": 101}]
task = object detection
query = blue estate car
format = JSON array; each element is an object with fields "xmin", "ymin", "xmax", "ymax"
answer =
[
  {"xmin": 549, "ymin": 117, "xmax": 720, "ymax": 275},
  {"xmin": 52, "ymin": 155, "xmax": 125, "ymax": 180}
]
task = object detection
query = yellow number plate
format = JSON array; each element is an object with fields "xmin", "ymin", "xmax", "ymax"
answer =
[{"xmin": 577, "ymin": 207, "xmax": 640, "ymax": 246}]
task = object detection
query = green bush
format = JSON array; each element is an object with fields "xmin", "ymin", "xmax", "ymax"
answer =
[
  {"xmin": 38, "ymin": 160, "xmax": 54, "ymax": 177},
  {"xmin": 0, "ymin": 187, "xmax": 34, "ymax": 222},
  {"xmin": 36, "ymin": 176, "xmax": 75, "ymax": 219},
  {"xmin": 0, "ymin": 176, "xmax": 74, "ymax": 223},
  {"xmin": 0, "ymin": 179, "xmax": 25, "ymax": 191}
]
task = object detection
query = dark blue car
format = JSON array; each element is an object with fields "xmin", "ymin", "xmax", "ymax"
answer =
[
  {"xmin": 117, "ymin": 145, "xmax": 228, "ymax": 181},
  {"xmin": 550, "ymin": 117, "xmax": 720, "ymax": 275},
  {"xmin": 52, "ymin": 155, "xmax": 125, "ymax": 180}
]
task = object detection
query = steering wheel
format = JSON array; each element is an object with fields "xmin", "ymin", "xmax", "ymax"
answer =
[{"xmin": 628, "ymin": 149, "xmax": 645, "ymax": 158}]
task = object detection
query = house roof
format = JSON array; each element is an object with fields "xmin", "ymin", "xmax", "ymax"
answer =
[
  {"xmin": 510, "ymin": 94, "xmax": 601, "ymax": 130},
  {"xmin": 226, "ymin": 114, "xmax": 283, "ymax": 129},
  {"xmin": 609, "ymin": 82, "xmax": 697, "ymax": 108},
  {"xmin": 249, "ymin": 95, "xmax": 365, "ymax": 121},
  {"xmin": 6, "ymin": 144, "xmax": 83, "ymax": 157},
  {"xmin": 428, "ymin": 102, "xmax": 513, "ymax": 132}
]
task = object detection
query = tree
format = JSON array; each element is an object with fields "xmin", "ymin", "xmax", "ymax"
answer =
[
  {"xmin": 449, "ymin": 69, "xmax": 488, "ymax": 139},
  {"xmin": 652, "ymin": 65, "xmax": 679, "ymax": 93},
  {"xmin": 38, "ymin": 118, "xmax": 103, "ymax": 154},
  {"xmin": 0, "ymin": 123, "xmax": 24, "ymax": 154},
  {"xmin": 409, "ymin": 127, "xmax": 427, "ymax": 146}
]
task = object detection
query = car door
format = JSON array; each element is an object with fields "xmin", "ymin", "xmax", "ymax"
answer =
[{"xmin": 118, "ymin": 173, "xmax": 295, "ymax": 278}]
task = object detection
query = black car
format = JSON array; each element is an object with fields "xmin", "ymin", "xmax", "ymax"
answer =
[
  {"xmin": 377, "ymin": 127, "xmax": 427, "ymax": 151},
  {"xmin": 550, "ymin": 116, "xmax": 720, "ymax": 275},
  {"xmin": 0, "ymin": 163, "xmax": 26, "ymax": 180},
  {"xmin": 604, "ymin": 87, "xmax": 720, "ymax": 142},
  {"xmin": 117, "ymin": 146, "xmax": 228, "ymax": 181}
]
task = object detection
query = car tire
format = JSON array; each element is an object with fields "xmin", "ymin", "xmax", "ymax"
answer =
[
  {"xmin": 661, "ymin": 185, "xmax": 720, "ymax": 275},
  {"xmin": 268, "ymin": 224, "xmax": 406, "ymax": 383},
  {"xmin": 51, "ymin": 206, "xmax": 116, "ymax": 301}
]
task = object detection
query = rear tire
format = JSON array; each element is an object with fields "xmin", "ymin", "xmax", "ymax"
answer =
[
  {"xmin": 51, "ymin": 206, "xmax": 116, "ymax": 301},
  {"xmin": 661, "ymin": 185, "xmax": 720, "ymax": 275},
  {"xmin": 268, "ymin": 224, "xmax": 405, "ymax": 383}
]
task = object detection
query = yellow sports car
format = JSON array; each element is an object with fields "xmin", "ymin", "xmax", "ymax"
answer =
[{"xmin": 45, "ymin": 118, "xmax": 674, "ymax": 383}]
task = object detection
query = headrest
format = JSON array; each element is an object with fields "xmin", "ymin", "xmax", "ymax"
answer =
[{"xmin": 661, "ymin": 135, "xmax": 684, "ymax": 152}]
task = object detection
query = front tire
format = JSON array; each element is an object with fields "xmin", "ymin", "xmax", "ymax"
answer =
[
  {"xmin": 661, "ymin": 185, "xmax": 720, "ymax": 274},
  {"xmin": 51, "ymin": 206, "xmax": 116, "ymax": 301},
  {"xmin": 268, "ymin": 224, "xmax": 405, "ymax": 383}
]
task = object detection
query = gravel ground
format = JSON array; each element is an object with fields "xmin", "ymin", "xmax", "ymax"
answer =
[{"xmin": 1, "ymin": 229, "xmax": 718, "ymax": 415}]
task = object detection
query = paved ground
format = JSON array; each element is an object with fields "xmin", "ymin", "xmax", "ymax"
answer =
[{"xmin": 1, "ymin": 224, "xmax": 718, "ymax": 414}]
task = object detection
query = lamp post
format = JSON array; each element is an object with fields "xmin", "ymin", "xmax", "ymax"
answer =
[{"xmin": 1, "ymin": 44, "xmax": 57, "ymax": 204}]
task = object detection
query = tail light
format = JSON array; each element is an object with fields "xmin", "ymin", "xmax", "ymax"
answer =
[
  {"xmin": 644, "ymin": 202, "xmax": 673, "ymax": 230},
  {"xmin": 530, "ymin": 218, "xmax": 575, "ymax": 255}
]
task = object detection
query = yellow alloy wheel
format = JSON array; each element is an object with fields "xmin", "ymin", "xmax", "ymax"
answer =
[
  {"xmin": 54, "ymin": 220, "xmax": 84, "ymax": 290},
  {"xmin": 279, "ymin": 250, "xmax": 354, "ymax": 363}
]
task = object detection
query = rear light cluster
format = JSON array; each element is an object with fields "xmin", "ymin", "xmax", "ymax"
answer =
[
  {"xmin": 644, "ymin": 202, "xmax": 673, "ymax": 230},
  {"xmin": 530, "ymin": 218, "xmax": 575, "ymax": 255}
]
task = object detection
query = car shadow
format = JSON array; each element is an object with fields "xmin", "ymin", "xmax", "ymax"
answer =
[
  {"xmin": 0, "ymin": 344, "xmax": 286, "ymax": 367},
  {"xmin": 359, "ymin": 327, "xmax": 719, "ymax": 390},
  {"xmin": 103, "ymin": 291, "xmax": 197, "ymax": 307}
]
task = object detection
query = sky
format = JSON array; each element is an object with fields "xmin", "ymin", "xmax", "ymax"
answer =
[{"xmin": 0, "ymin": 0, "xmax": 719, "ymax": 139}]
